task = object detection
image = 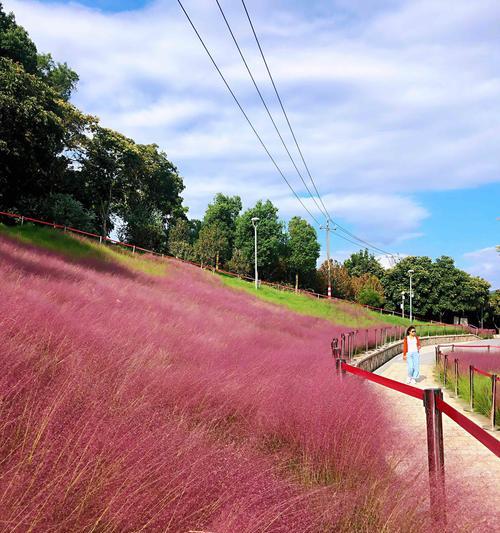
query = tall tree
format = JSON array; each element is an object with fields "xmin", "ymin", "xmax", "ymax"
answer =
[
  {"xmin": 344, "ymin": 248, "xmax": 385, "ymax": 278},
  {"xmin": 194, "ymin": 222, "xmax": 229, "ymax": 270},
  {"xmin": 287, "ymin": 216, "xmax": 320, "ymax": 290},
  {"xmin": 202, "ymin": 193, "xmax": 241, "ymax": 265},
  {"xmin": 234, "ymin": 200, "xmax": 286, "ymax": 280},
  {"xmin": 317, "ymin": 260, "xmax": 354, "ymax": 299},
  {"xmin": 168, "ymin": 219, "xmax": 193, "ymax": 260}
]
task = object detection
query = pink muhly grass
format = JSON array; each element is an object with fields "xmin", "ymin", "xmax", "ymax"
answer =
[{"xmin": 0, "ymin": 235, "xmax": 495, "ymax": 531}]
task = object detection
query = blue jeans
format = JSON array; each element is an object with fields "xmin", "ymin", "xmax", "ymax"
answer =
[{"xmin": 407, "ymin": 351, "xmax": 420, "ymax": 379}]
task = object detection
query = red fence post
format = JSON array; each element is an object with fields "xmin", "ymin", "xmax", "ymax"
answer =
[
  {"xmin": 423, "ymin": 388, "xmax": 446, "ymax": 525},
  {"xmin": 469, "ymin": 366, "xmax": 474, "ymax": 411},
  {"xmin": 336, "ymin": 359, "xmax": 346, "ymax": 380},
  {"xmin": 491, "ymin": 374, "xmax": 497, "ymax": 430},
  {"xmin": 454, "ymin": 359, "xmax": 459, "ymax": 397}
]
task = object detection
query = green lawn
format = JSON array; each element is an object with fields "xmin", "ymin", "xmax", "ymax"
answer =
[
  {"xmin": 219, "ymin": 273, "xmax": 404, "ymax": 328},
  {"xmin": 0, "ymin": 223, "xmax": 167, "ymax": 276}
]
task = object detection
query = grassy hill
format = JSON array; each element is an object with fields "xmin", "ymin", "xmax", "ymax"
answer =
[{"xmin": 0, "ymin": 223, "xmax": 486, "ymax": 531}]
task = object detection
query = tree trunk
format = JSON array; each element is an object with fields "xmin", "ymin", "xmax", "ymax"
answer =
[{"xmin": 295, "ymin": 273, "xmax": 299, "ymax": 293}]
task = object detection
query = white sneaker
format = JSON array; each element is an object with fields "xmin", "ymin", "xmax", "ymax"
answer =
[
  {"xmin": 410, "ymin": 378, "xmax": 416, "ymax": 385},
  {"xmin": 406, "ymin": 378, "xmax": 412, "ymax": 384}
]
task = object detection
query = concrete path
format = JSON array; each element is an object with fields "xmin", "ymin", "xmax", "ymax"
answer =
[{"xmin": 373, "ymin": 341, "xmax": 499, "ymax": 512}]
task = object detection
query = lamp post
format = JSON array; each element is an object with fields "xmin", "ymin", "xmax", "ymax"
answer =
[
  {"xmin": 319, "ymin": 220, "xmax": 333, "ymax": 298},
  {"xmin": 251, "ymin": 217, "xmax": 260, "ymax": 289},
  {"xmin": 408, "ymin": 269, "xmax": 414, "ymax": 323},
  {"xmin": 401, "ymin": 291, "xmax": 405, "ymax": 319}
]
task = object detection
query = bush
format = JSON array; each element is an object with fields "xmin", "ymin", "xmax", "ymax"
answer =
[{"xmin": 357, "ymin": 286, "xmax": 384, "ymax": 307}]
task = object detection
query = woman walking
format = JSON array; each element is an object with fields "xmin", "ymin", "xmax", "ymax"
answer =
[{"xmin": 403, "ymin": 326, "xmax": 421, "ymax": 385}]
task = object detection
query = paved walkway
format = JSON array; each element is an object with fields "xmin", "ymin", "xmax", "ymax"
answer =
[{"xmin": 374, "ymin": 341, "xmax": 499, "ymax": 513}]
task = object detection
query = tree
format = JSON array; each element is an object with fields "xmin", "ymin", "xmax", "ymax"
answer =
[
  {"xmin": 117, "ymin": 204, "xmax": 165, "ymax": 251},
  {"xmin": 317, "ymin": 260, "xmax": 354, "ymax": 300},
  {"xmin": 78, "ymin": 126, "xmax": 140, "ymax": 237},
  {"xmin": 0, "ymin": 5, "xmax": 38, "ymax": 73},
  {"xmin": 37, "ymin": 53, "xmax": 79, "ymax": 101},
  {"xmin": 357, "ymin": 287, "xmax": 384, "ymax": 308},
  {"xmin": 352, "ymin": 273, "xmax": 384, "ymax": 306},
  {"xmin": 202, "ymin": 193, "xmax": 241, "ymax": 264},
  {"xmin": 40, "ymin": 193, "xmax": 96, "ymax": 233},
  {"xmin": 227, "ymin": 249, "xmax": 251, "ymax": 277},
  {"xmin": 344, "ymin": 249, "xmax": 384, "ymax": 278},
  {"xmin": 0, "ymin": 58, "xmax": 84, "ymax": 214},
  {"xmin": 234, "ymin": 200, "xmax": 286, "ymax": 280},
  {"xmin": 168, "ymin": 219, "xmax": 193, "ymax": 260},
  {"xmin": 287, "ymin": 216, "xmax": 320, "ymax": 291},
  {"xmin": 194, "ymin": 222, "xmax": 229, "ymax": 270}
]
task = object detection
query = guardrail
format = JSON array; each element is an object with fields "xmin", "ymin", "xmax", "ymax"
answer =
[
  {"xmin": 435, "ymin": 345, "xmax": 500, "ymax": 429},
  {"xmin": 0, "ymin": 210, "xmax": 497, "ymax": 337},
  {"xmin": 335, "ymin": 357, "xmax": 500, "ymax": 525}
]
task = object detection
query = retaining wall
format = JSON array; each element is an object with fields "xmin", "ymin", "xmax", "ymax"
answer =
[{"xmin": 351, "ymin": 334, "xmax": 479, "ymax": 372}]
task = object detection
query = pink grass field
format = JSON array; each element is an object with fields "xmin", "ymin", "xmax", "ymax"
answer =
[
  {"xmin": 441, "ymin": 347, "xmax": 500, "ymax": 375},
  {"xmin": 0, "ymin": 234, "xmax": 496, "ymax": 532}
]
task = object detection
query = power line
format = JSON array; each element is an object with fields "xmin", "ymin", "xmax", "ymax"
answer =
[
  {"xmin": 214, "ymin": 0, "xmax": 328, "ymax": 220},
  {"xmin": 177, "ymin": 0, "xmax": 320, "ymax": 226},
  {"xmin": 241, "ymin": 0, "xmax": 397, "ymax": 258},
  {"xmin": 241, "ymin": 0, "xmax": 330, "ymax": 220}
]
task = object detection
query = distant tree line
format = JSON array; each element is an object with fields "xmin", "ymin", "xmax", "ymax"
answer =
[{"xmin": 0, "ymin": 4, "xmax": 497, "ymax": 328}]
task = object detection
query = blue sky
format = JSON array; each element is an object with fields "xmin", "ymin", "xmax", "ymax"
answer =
[{"xmin": 5, "ymin": 0, "xmax": 499, "ymax": 287}]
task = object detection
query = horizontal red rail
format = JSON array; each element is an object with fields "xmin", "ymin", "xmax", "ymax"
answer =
[
  {"xmin": 435, "ymin": 397, "xmax": 500, "ymax": 458},
  {"xmin": 341, "ymin": 361, "xmax": 500, "ymax": 457},
  {"xmin": 440, "ymin": 345, "xmax": 500, "ymax": 350},
  {"xmin": 473, "ymin": 367, "xmax": 494, "ymax": 378},
  {"xmin": 340, "ymin": 362, "xmax": 424, "ymax": 400}
]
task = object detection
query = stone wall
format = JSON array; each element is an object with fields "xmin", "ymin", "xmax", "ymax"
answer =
[{"xmin": 350, "ymin": 334, "xmax": 479, "ymax": 372}]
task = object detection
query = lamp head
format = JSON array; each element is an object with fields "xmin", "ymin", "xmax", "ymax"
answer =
[
  {"xmin": 408, "ymin": 269, "xmax": 414, "ymax": 275},
  {"xmin": 251, "ymin": 217, "xmax": 260, "ymax": 227}
]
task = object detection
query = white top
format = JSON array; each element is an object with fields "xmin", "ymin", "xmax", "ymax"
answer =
[{"xmin": 407, "ymin": 336, "xmax": 418, "ymax": 353}]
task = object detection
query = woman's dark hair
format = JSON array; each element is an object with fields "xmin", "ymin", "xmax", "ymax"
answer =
[{"xmin": 406, "ymin": 326, "xmax": 416, "ymax": 336}]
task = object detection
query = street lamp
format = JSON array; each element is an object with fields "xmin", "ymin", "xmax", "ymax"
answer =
[
  {"xmin": 251, "ymin": 217, "xmax": 260, "ymax": 290},
  {"xmin": 408, "ymin": 269, "xmax": 415, "ymax": 322}
]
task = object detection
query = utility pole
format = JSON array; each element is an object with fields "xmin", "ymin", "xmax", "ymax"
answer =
[
  {"xmin": 401, "ymin": 291, "xmax": 405, "ymax": 318},
  {"xmin": 408, "ymin": 269, "xmax": 414, "ymax": 322},
  {"xmin": 320, "ymin": 220, "xmax": 332, "ymax": 298},
  {"xmin": 251, "ymin": 217, "xmax": 260, "ymax": 290}
]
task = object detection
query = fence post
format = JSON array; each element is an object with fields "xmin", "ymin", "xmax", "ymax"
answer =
[
  {"xmin": 335, "ymin": 358, "xmax": 346, "ymax": 380},
  {"xmin": 21, "ymin": 216, "xmax": 24, "ymax": 226},
  {"xmin": 99, "ymin": 236, "xmax": 102, "ymax": 244},
  {"xmin": 491, "ymin": 375, "xmax": 497, "ymax": 430},
  {"xmin": 443, "ymin": 355, "xmax": 448, "ymax": 387},
  {"xmin": 423, "ymin": 388, "xmax": 446, "ymax": 525},
  {"xmin": 454, "ymin": 359, "xmax": 459, "ymax": 397},
  {"xmin": 469, "ymin": 366, "xmax": 474, "ymax": 411},
  {"xmin": 435, "ymin": 346, "xmax": 440, "ymax": 365},
  {"xmin": 451, "ymin": 344, "xmax": 454, "ymax": 353},
  {"xmin": 365, "ymin": 329, "xmax": 368, "ymax": 353}
]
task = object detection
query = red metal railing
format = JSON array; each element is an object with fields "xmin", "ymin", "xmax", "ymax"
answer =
[
  {"xmin": 336, "ymin": 357, "xmax": 500, "ymax": 524},
  {"xmin": 435, "ymin": 346, "xmax": 499, "ymax": 429}
]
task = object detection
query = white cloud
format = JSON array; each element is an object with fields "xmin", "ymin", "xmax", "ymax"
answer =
[
  {"xmin": 4, "ymin": 0, "xmax": 500, "ymax": 250},
  {"xmin": 463, "ymin": 247, "xmax": 500, "ymax": 289}
]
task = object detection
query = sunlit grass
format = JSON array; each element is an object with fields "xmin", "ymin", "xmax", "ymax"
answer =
[{"xmin": 0, "ymin": 223, "xmax": 167, "ymax": 276}]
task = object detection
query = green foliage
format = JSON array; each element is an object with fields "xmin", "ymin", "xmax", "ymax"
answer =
[
  {"xmin": 287, "ymin": 216, "xmax": 320, "ymax": 288},
  {"xmin": 37, "ymin": 53, "xmax": 79, "ymax": 101},
  {"xmin": 118, "ymin": 204, "xmax": 165, "ymax": 251},
  {"xmin": 226, "ymin": 249, "xmax": 251, "ymax": 276},
  {"xmin": 168, "ymin": 219, "xmax": 193, "ymax": 260},
  {"xmin": 234, "ymin": 200, "xmax": 286, "ymax": 280},
  {"xmin": 0, "ymin": 5, "xmax": 38, "ymax": 73},
  {"xmin": 357, "ymin": 286, "xmax": 384, "ymax": 307},
  {"xmin": 39, "ymin": 193, "xmax": 96, "ymax": 233},
  {"xmin": 194, "ymin": 222, "xmax": 229, "ymax": 269},
  {"xmin": 202, "ymin": 193, "xmax": 241, "ymax": 264},
  {"xmin": 317, "ymin": 260, "xmax": 354, "ymax": 299},
  {"xmin": 382, "ymin": 255, "xmax": 491, "ymax": 323},
  {"xmin": 344, "ymin": 249, "xmax": 384, "ymax": 278}
]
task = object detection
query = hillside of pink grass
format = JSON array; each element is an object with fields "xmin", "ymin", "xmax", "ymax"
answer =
[{"xmin": 0, "ymin": 234, "xmax": 495, "ymax": 531}]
